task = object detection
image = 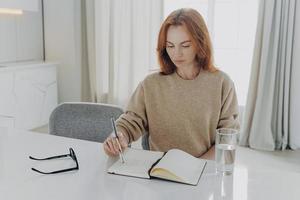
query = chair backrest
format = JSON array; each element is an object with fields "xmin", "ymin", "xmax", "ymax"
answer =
[{"xmin": 49, "ymin": 102, "xmax": 124, "ymax": 143}]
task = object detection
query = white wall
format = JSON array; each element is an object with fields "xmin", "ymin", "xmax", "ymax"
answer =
[
  {"xmin": 43, "ymin": 0, "xmax": 82, "ymax": 103},
  {"xmin": 0, "ymin": 0, "xmax": 43, "ymax": 63}
]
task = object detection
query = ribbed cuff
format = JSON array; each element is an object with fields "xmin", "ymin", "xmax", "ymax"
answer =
[{"xmin": 116, "ymin": 126, "xmax": 131, "ymax": 144}]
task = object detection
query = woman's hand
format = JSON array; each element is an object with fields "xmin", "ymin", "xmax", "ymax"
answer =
[
  {"xmin": 199, "ymin": 145, "xmax": 215, "ymax": 160},
  {"xmin": 103, "ymin": 132, "xmax": 128, "ymax": 157}
]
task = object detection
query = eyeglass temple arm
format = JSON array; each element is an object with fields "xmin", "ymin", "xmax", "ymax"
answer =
[
  {"xmin": 31, "ymin": 166, "xmax": 79, "ymax": 175},
  {"xmin": 29, "ymin": 154, "xmax": 69, "ymax": 161}
]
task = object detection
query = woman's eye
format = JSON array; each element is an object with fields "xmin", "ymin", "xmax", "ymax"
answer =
[
  {"xmin": 167, "ymin": 46, "xmax": 174, "ymax": 48},
  {"xmin": 182, "ymin": 45, "xmax": 190, "ymax": 48}
]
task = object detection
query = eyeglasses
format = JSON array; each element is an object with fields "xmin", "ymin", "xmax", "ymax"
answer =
[{"xmin": 29, "ymin": 148, "xmax": 79, "ymax": 174}]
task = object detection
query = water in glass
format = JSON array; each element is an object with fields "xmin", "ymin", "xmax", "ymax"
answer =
[{"xmin": 216, "ymin": 143, "xmax": 236, "ymax": 174}]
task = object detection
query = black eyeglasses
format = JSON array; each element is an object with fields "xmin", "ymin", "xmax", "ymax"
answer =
[{"xmin": 29, "ymin": 148, "xmax": 79, "ymax": 174}]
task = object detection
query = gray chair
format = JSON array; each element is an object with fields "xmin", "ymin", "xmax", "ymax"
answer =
[
  {"xmin": 142, "ymin": 131, "xmax": 150, "ymax": 150},
  {"xmin": 49, "ymin": 102, "xmax": 123, "ymax": 143}
]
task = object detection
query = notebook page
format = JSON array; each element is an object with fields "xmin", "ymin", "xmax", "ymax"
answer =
[
  {"xmin": 151, "ymin": 149, "xmax": 206, "ymax": 185},
  {"xmin": 107, "ymin": 148, "xmax": 164, "ymax": 179}
]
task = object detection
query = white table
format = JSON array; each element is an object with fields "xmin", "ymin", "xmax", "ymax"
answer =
[{"xmin": 0, "ymin": 128, "xmax": 300, "ymax": 200}]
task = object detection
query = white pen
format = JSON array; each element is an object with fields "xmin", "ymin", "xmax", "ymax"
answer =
[{"xmin": 111, "ymin": 117, "xmax": 125, "ymax": 163}]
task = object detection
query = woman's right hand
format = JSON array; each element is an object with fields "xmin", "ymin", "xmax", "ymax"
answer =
[{"xmin": 103, "ymin": 132, "xmax": 128, "ymax": 157}]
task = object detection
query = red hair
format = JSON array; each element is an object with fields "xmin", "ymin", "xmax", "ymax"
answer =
[{"xmin": 157, "ymin": 8, "xmax": 217, "ymax": 74}]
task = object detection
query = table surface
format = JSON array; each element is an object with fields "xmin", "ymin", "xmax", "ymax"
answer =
[{"xmin": 0, "ymin": 127, "xmax": 300, "ymax": 200}]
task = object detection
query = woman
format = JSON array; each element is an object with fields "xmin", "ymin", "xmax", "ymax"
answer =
[{"xmin": 103, "ymin": 8, "xmax": 239, "ymax": 160}]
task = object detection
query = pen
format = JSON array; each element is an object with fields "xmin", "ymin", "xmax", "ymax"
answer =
[{"xmin": 110, "ymin": 117, "xmax": 125, "ymax": 163}]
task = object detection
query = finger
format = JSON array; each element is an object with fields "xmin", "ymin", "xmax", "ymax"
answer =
[
  {"xmin": 103, "ymin": 140, "xmax": 113, "ymax": 155},
  {"xmin": 103, "ymin": 142, "xmax": 115, "ymax": 157},
  {"xmin": 118, "ymin": 132, "xmax": 128, "ymax": 148},
  {"xmin": 106, "ymin": 138, "xmax": 118, "ymax": 155},
  {"xmin": 112, "ymin": 137, "xmax": 121, "ymax": 153}
]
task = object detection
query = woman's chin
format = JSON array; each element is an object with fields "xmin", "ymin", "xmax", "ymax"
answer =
[{"xmin": 174, "ymin": 62, "xmax": 185, "ymax": 66}]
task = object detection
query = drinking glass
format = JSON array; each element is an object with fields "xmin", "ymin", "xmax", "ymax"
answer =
[{"xmin": 215, "ymin": 128, "xmax": 238, "ymax": 175}]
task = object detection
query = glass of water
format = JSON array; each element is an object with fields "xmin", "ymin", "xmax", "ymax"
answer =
[{"xmin": 215, "ymin": 128, "xmax": 238, "ymax": 175}]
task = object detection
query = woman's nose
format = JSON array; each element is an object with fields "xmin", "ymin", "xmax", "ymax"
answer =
[{"xmin": 174, "ymin": 47, "xmax": 183, "ymax": 57}]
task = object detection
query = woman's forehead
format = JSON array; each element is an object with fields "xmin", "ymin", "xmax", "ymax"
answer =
[{"xmin": 166, "ymin": 25, "xmax": 191, "ymax": 43}]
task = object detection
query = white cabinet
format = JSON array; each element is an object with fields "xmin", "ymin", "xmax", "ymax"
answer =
[
  {"xmin": 0, "ymin": 70, "xmax": 15, "ymax": 116},
  {"xmin": 0, "ymin": 115, "xmax": 14, "ymax": 128},
  {"xmin": 0, "ymin": 62, "xmax": 57, "ymax": 130}
]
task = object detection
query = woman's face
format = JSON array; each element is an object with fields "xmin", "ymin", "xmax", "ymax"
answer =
[{"xmin": 166, "ymin": 25, "xmax": 197, "ymax": 69}]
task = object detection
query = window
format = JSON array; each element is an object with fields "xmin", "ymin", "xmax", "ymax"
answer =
[{"xmin": 164, "ymin": 0, "xmax": 259, "ymax": 106}]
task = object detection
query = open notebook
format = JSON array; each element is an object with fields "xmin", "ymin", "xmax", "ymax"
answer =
[{"xmin": 107, "ymin": 148, "xmax": 207, "ymax": 186}]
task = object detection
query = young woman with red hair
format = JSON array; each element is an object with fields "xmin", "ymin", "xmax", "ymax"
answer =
[{"xmin": 103, "ymin": 8, "xmax": 239, "ymax": 160}]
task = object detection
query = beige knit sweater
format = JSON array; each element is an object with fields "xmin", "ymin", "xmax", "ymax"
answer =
[{"xmin": 116, "ymin": 70, "xmax": 240, "ymax": 157}]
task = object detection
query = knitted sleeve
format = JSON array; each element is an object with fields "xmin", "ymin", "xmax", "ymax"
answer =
[
  {"xmin": 217, "ymin": 79, "xmax": 240, "ymax": 130},
  {"xmin": 115, "ymin": 82, "xmax": 148, "ymax": 143}
]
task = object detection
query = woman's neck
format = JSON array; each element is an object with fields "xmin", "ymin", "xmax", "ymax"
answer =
[{"xmin": 176, "ymin": 66, "xmax": 200, "ymax": 80}]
